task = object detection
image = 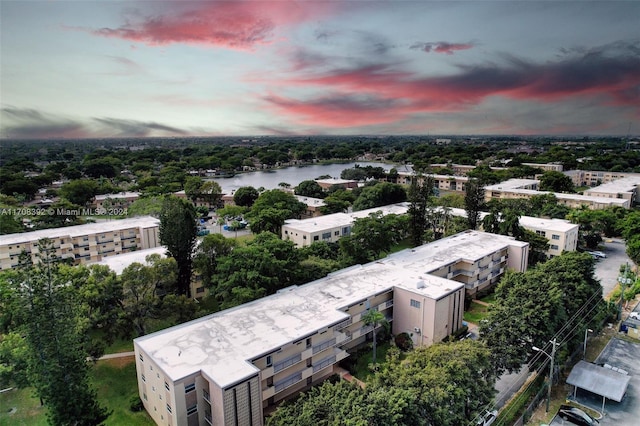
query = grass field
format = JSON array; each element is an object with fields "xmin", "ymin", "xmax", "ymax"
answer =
[
  {"xmin": 0, "ymin": 357, "xmax": 153, "ymax": 426},
  {"xmin": 463, "ymin": 300, "xmax": 490, "ymax": 324},
  {"xmin": 351, "ymin": 341, "xmax": 394, "ymax": 382}
]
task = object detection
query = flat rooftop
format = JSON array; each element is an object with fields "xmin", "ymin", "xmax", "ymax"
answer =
[
  {"xmin": 95, "ymin": 246, "xmax": 167, "ymax": 275},
  {"xmin": 484, "ymin": 179, "xmax": 540, "ymax": 190},
  {"xmin": 283, "ymin": 203, "xmax": 409, "ymax": 233},
  {"xmin": 94, "ymin": 192, "xmax": 140, "ymax": 200},
  {"xmin": 1, "ymin": 216, "xmax": 160, "ymax": 245},
  {"xmin": 518, "ymin": 216, "xmax": 578, "ymax": 233},
  {"xmin": 315, "ymin": 178, "xmax": 357, "ymax": 185},
  {"xmin": 585, "ymin": 176, "xmax": 640, "ymax": 194},
  {"xmin": 135, "ymin": 231, "xmax": 524, "ymax": 388},
  {"xmin": 294, "ymin": 195, "xmax": 325, "ymax": 207}
]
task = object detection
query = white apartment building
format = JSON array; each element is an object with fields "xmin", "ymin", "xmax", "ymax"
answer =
[
  {"xmin": 0, "ymin": 217, "xmax": 160, "ymax": 270},
  {"xmin": 282, "ymin": 203, "xmax": 409, "ymax": 247},
  {"xmin": 521, "ymin": 163, "xmax": 563, "ymax": 172},
  {"xmin": 135, "ymin": 231, "xmax": 528, "ymax": 426},
  {"xmin": 564, "ymin": 170, "xmax": 640, "ymax": 187},
  {"xmin": 445, "ymin": 208, "xmax": 578, "ymax": 257},
  {"xmin": 394, "ymin": 172, "xmax": 469, "ymax": 192},
  {"xmin": 517, "ymin": 216, "xmax": 579, "ymax": 257},
  {"xmin": 293, "ymin": 195, "xmax": 325, "ymax": 219},
  {"xmin": 92, "ymin": 192, "xmax": 141, "ymax": 210},
  {"xmin": 484, "ymin": 179, "xmax": 630, "ymax": 209},
  {"xmin": 582, "ymin": 176, "xmax": 640, "ymax": 206},
  {"xmin": 96, "ymin": 246, "xmax": 209, "ymax": 300}
]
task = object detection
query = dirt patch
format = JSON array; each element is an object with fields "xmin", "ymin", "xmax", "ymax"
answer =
[{"xmin": 96, "ymin": 355, "xmax": 135, "ymax": 369}]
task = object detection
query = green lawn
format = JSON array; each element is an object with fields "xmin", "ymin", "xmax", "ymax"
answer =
[
  {"xmin": 0, "ymin": 358, "xmax": 153, "ymax": 426},
  {"xmin": 463, "ymin": 301, "xmax": 490, "ymax": 324},
  {"xmin": 351, "ymin": 341, "xmax": 395, "ymax": 382}
]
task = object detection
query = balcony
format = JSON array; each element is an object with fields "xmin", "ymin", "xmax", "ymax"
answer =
[
  {"xmin": 336, "ymin": 330, "xmax": 352, "ymax": 346},
  {"xmin": 334, "ymin": 317, "xmax": 352, "ymax": 331},
  {"xmin": 203, "ymin": 389, "xmax": 210, "ymax": 403},
  {"xmin": 312, "ymin": 338, "xmax": 336, "ymax": 355},
  {"xmin": 204, "ymin": 411, "xmax": 212, "ymax": 425}
]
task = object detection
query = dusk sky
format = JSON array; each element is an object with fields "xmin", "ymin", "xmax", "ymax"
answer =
[{"xmin": 1, "ymin": 1, "xmax": 639, "ymax": 139}]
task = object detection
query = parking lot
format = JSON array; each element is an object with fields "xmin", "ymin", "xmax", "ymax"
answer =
[{"xmin": 567, "ymin": 337, "xmax": 640, "ymax": 426}]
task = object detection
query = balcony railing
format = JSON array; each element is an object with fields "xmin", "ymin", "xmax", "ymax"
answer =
[
  {"xmin": 204, "ymin": 411, "xmax": 212, "ymax": 425},
  {"xmin": 203, "ymin": 389, "xmax": 210, "ymax": 403},
  {"xmin": 273, "ymin": 353, "xmax": 302, "ymax": 373},
  {"xmin": 312, "ymin": 338, "xmax": 336, "ymax": 355}
]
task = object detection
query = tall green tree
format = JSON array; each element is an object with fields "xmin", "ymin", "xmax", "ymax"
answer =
[
  {"xmin": 268, "ymin": 380, "xmax": 424, "ymax": 426},
  {"xmin": 159, "ymin": 196, "xmax": 198, "ymax": 296},
  {"xmin": 214, "ymin": 233, "xmax": 301, "ymax": 308},
  {"xmin": 480, "ymin": 252, "xmax": 602, "ymax": 374},
  {"xmin": 373, "ymin": 340, "xmax": 496, "ymax": 426},
  {"xmin": 361, "ymin": 309, "xmax": 388, "ymax": 366},
  {"xmin": 407, "ymin": 175, "xmax": 434, "ymax": 247},
  {"xmin": 539, "ymin": 171, "xmax": 575, "ymax": 193},
  {"xmin": 59, "ymin": 179, "xmax": 98, "ymax": 206},
  {"xmin": 247, "ymin": 190, "xmax": 306, "ymax": 235},
  {"xmin": 233, "ymin": 186, "xmax": 260, "ymax": 207},
  {"xmin": 14, "ymin": 241, "xmax": 111, "ymax": 425},
  {"xmin": 193, "ymin": 233, "xmax": 237, "ymax": 288},
  {"xmin": 295, "ymin": 180, "xmax": 325, "ymax": 199},
  {"xmin": 464, "ymin": 178, "xmax": 485, "ymax": 230}
]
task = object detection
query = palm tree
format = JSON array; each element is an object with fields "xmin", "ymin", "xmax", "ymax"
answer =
[{"xmin": 361, "ymin": 309, "xmax": 388, "ymax": 366}]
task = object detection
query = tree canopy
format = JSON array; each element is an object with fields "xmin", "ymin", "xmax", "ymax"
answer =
[{"xmin": 480, "ymin": 251, "xmax": 603, "ymax": 374}]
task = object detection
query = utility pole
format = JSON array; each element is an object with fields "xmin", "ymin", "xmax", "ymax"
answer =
[{"xmin": 533, "ymin": 338, "xmax": 559, "ymax": 413}]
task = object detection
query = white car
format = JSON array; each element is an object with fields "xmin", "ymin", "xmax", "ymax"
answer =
[
  {"xmin": 589, "ymin": 251, "xmax": 606, "ymax": 258},
  {"xmin": 477, "ymin": 410, "xmax": 498, "ymax": 426},
  {"xmin": 629, "ymin": 312, "xmax": 640, "ymax": 320}
]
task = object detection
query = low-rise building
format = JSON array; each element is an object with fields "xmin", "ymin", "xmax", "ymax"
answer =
[
  {"xmin": 93, "ymin": 192, "xmax": 141, "ymax": 210},
  {"xmin": 0, "ymin": 217, "xmax": 160, "ymax": 270},
  {"xmin": 135, "ymin": 231, "xmax": 528, "ymax": 426},
  {"xmin": 95, "ymin": 246, "xmax": 209, "ymax": 300},
  {"xmin": 394, "ymin": 172, "xmax": 469, "ymax": 192},
  {"xmin": 315, "ymin": 178, "xmax": 358, "ymax": 190},
  {"xmin": 282, "ymin": 203, "xmax": 409, "ymax": 247},
  {"xmin": 293, "ymin": 195, "xmax": 326, "ymax": 219},
  {"xmin": 484, "ymin": 179, "xmax": 630, "ymax": 209},
  {"xmin": 583, "ymin": 176, "xmax": 640, "ymax": 206}
]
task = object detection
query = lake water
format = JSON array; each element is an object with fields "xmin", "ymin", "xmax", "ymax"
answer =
[{"xmin": 213, "ymin": 161, "xmax": 402, "ymax": 193}]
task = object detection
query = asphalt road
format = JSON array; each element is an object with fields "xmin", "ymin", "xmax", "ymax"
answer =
[{"xmin": 592, "ymin": 239, "xmax": 633, "ymax": 298}]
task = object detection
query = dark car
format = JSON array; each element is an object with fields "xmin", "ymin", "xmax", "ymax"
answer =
[{"xmin": 557, "ymin": 405, "xmax": 598, "ymax": 426}]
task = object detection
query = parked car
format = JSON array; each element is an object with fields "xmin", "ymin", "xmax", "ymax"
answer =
[
  {"xmin": 557, "ymin": 405, "xmax": 598, "ymax": 426},
  {"xmin": 588, "ymin": 251, "xmax": 606, "ymax": 259},
  {"xmin": 629, "ymin": 312, "xmax": 640, "ymax": 320},
  {"xmin": 477, "ymin": 409, "xmax": 498, "ymax": 426}
]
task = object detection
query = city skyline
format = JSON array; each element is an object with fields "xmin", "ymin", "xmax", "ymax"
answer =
[{"xmin": 1, "ymin": 1, "xmax": 639, "ymax": 139}]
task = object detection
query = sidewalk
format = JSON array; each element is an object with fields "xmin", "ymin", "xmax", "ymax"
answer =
[{"xmin": 87, "ymin": 351, "xmax": 134, "ymax": 362}]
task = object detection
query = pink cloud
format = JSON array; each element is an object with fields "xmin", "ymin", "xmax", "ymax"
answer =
[
  {"xmin": 411, "ymin": 41, "xmax": 475, "ymax": 55},
  {"xmin": 88, "ymin": 2, "xmax": 335, "ymax": 50},
  {"xmin": 262, "ymin": 42, "xmax": 640, "ymax": 128}
]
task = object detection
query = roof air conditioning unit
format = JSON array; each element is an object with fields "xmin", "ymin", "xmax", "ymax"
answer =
[{"xmin": 414, "ymin": 327, "xmax": 421, "ymax": 334}]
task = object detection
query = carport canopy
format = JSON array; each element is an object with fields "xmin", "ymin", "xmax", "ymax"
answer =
[{"xmin": 567, "ymin": 360, "xmax": 631, "ymax": 402}]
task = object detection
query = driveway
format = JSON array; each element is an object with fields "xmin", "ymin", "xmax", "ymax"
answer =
[{"xmin": 592, "ymin": 239, "xmax": 633, "ymax": 298}]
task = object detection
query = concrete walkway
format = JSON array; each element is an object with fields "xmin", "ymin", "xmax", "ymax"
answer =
[
  {"xmin": 87, "ymin": 351, "xmax": 135, "ymax": 362},
  {"xmin": 334, "ymin": 366, "xmax": 366, "ymax": 389}
]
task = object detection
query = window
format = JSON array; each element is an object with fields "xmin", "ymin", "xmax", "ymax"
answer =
[
  {"xmin": 552, "ymin": 234, "xmax": 560, "ymax": 240},
  {"xmin": 143, "ymin": 393, "xmax": 147, "ymax": 401},
  {"xmin": 196, "ymin": 287, "xmax": 205, "ymax": 294},
  {"xmin": 550, "ymin": 245, "xmax": 559, "ymax": 250},
  {"xmin": 187, "ymin": 405, "xmax": 197, "ymax": 416},
  {"xmin": 266, "ymin": 355, "xmax": 272, "ymax": 367},
  {"xmin": 334, "ymin": 231, "xmax": 339, "ymax": 236},
  {"xmin": 306, "ymin": 338, "xmax": 312, "ymax": 348},
  {"xmin": 322, "ymin": 232, "xmax": 331, "ymax": 240},
  {"xmin": 313, "ymin": 235, "xmax": 319, "ymax": 241},
  {"xmin": 303, "ymin": 236, "xmax": 307, "ymax": 240},
  {"xmin": 164, "ymin": 381, "xmax": 169, "ymax": 391},
  {"xmin": 535, "ymin": 230, "xmax": 545, "ymax": 236},
  {"xmin": 185, "ymin": 383, "xmax": 196, "ymax": 393},
  {"xmin": 141, "ymin": 374, "xmax": 146, "ymax": 382},
  {"xmin": 167, "ymin": 404, "xmax": 172, "ymax": 413},
  {"xmin": 410, "ymin": 299, "xmax": 421, "ymax": 309}
]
